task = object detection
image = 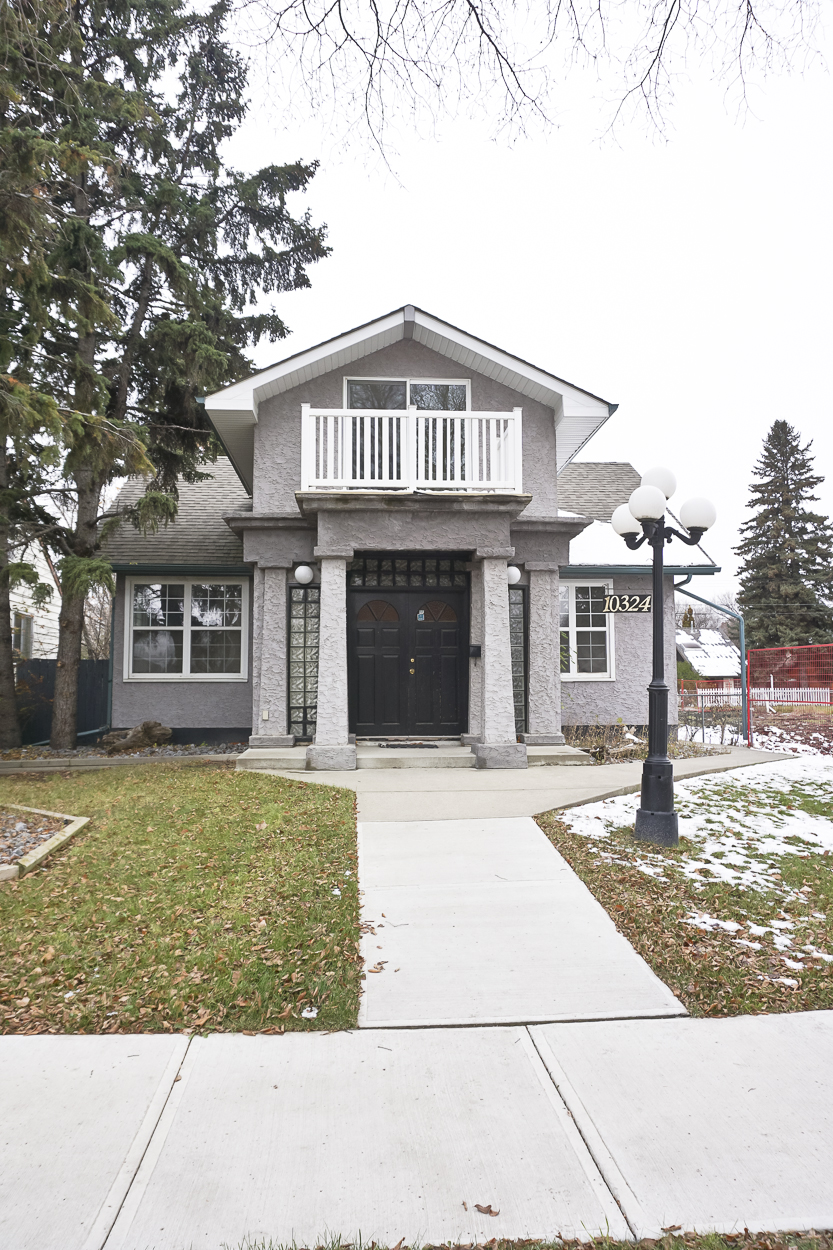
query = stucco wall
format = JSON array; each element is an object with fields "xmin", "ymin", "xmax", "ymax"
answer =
[
  {"xmin": 111, "ymin": 574, "xmax": 254, "ymax": 732},
  {"xmin": 313, "ymin": 500, "xmax": 516, "ymax": 554},
  {"xmin": 559, "ymin": 574, "xmax": 678, "ymax": 729},
  {"xmin": 253, "ymin": 340, "xmax": 558, "ymax": 518}
]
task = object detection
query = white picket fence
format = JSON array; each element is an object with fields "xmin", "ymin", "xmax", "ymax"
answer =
[
  {"xmin": 300, "ymin": 405, "xmax": 523, "ymax": 492},
  {"xmin": 685, "ymin": 686, "xmax": 833, "ymax": 708}
]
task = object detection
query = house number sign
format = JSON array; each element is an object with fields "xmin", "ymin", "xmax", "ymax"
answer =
[{"xmin": 604, "ymin": 594, "xmax": 652, "ymax": 613}]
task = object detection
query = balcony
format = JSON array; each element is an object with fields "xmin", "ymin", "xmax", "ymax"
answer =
[{"xmin": 300, "ymin": 404, "xmax": 523, "ymax": 493}]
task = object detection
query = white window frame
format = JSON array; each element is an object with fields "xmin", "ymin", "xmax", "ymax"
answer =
[
  {"xmin": 343, "ymin": 376, "xmax": 471, "ymax": 410},
  {"xmin": 12, "ymin": 612, "xmax": 34, "ymax": 660},
  {"xmin": 123, "ymin": 576, "xmax": 249, "ymax": 682},
  {"xmin": 559, "ymin": 580, "xmax": 616, "ymax": 682}
]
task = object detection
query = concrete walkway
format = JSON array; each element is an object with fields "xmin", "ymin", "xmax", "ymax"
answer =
[
  {"xmin": 4, "ymin": 746, "xmax": 831, "ymax": 1249},
  {"xmin": 256, "ymin": 746, "xmax": 788, "ymax": 821},
  {"xmin": 357, "ymin": 816, "xmax": 683, "ymax": 1027}
]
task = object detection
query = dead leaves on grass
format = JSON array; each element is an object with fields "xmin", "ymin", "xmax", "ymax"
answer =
[
  {"xmin": 0, "ymin": 769, "xmax": 360, "ymax": 1036},
  {"xmin": 537, "ymin": 812, "xmax": 833, "ymax": 1018}
]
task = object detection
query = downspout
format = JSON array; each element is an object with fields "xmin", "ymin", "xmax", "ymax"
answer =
[{"xmin": 674, "ymin": 576, "xmax": 749, "ymax": 745}]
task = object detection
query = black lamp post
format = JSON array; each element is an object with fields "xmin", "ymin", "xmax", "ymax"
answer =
[{"xmin": 611, "ymin": 470, "xmax": 716, "ymax": 847}]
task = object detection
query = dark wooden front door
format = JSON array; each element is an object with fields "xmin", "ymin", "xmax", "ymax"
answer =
[{"xmin": 349, "ymin": 589, "xmax": 468, "ymax": 736}]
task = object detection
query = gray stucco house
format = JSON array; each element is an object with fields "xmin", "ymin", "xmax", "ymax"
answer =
[{"xmin": 105, "ymin": 305, "xmax": 719, "ymax": 768}]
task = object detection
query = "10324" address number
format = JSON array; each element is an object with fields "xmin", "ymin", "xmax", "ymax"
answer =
[{"xmin": 603, "ymin": 594, "xmax": 652, "ymax": 613}]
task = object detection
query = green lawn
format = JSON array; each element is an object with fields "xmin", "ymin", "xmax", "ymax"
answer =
[
  {"xmin": 538, "ymin": 765, "xmax": 833, "ymax": 1017},
  {"xmin": 0, "ymin": 763, "xmax": 360, "ymax": 1035}
]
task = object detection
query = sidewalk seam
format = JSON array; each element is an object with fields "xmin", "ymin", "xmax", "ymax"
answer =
[
  {"xmin": 526, "ymin": 1027, "xmax": 654, "ymax": 1239},
  {"xmin": 79, "ymin": 1035, "xmax": 192, "ymax": 1250},
  {"xmin": 80, "ymin": 1035, "xmax": 192, "ymax": 1250}
]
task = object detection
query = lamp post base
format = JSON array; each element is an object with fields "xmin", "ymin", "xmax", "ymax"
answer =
[{"xmin": 634, "ymin": 807, "xmax": 679, "ymax": 847}]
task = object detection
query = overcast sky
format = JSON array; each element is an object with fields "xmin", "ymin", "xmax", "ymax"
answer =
[{"xmin": 228, "ymin": 37, "xmax": 832, "ymax": 601}]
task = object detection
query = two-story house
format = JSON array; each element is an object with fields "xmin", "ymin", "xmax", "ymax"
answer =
[{"xmin": 104, "ymin": 305, "xmax": 719, "ymax": 767}]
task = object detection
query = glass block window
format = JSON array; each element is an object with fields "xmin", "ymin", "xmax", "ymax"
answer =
[
  {"xmin": 509, "ymin": 586, "xmax": 527, "ymax": 736},
  {"xmin": 348, "ymin": 554, "xmax": 468, "ymax": 589},
  {"xmin": 559, "ymin": 582, "xmax": 613, "ymax": 680},
  {"xmin": 288, "ymin": 586, "xmax": 320, "ymax": 739},
  {"xmin": 126, "ymin": 579, "xmax": 248, "ymax": 679}
]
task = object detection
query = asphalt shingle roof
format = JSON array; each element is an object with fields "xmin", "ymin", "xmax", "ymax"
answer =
[
  {"xmin": 103, "ymin": 459, "xmax": 250, "ymax": 567},
  {"xmin": 558, "ymin": 462, "xmax": 641, "ymax": 521}
]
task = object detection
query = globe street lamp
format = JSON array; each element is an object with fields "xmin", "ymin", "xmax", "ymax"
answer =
[{"xmin": 611, "ymin": 469, "xmax": 716, "ymax": 847}]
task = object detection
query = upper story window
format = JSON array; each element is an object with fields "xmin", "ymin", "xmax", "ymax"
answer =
[
  {"xmin": 346, "ymin": 378, "xmax": 468, "ymax": 411},
  {"xmin": 125, "ymin": 578, "xmax": 248, "ymax": 681},
  {"xmin": 559, "ymin": 582, "xmax": 615, "ymax": 681}
]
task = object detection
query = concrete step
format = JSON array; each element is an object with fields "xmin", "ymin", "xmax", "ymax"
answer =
[
  {"xmin": 236, "ymin": 747, "xmax": 308, "ymax": 771},
  {"xmin": 357, "ymin": 747, "xmax": 474, "ymax": 769},
  {"xmin": 235, "ymin": 743, "xmax": 594, "ymax": 771},
  {"xmin": 527, "ymin": 745, "xmax": 595, "ymax": 767}
]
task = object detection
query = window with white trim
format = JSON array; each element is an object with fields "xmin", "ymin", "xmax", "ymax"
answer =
[
  {"xmin": 125, "ymin": 579, "xmax": 248, "ymax": 680},
  {"xmin": 345, "ymin": 378, "xmax": 469, "ymax": 410},
  {"xmin": 12, "ymin": 612, "xmax": 33, "ymax": 659},
  {"xmin": 559, "ymin": 582, "xmax": 614, "ymax": 680}
]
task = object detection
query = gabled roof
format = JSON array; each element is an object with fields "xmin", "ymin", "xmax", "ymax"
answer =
[
  {"xmin": 205, "ymin": 305, "xmax": 616, "ymax": 492},
  {"xmin": 558, "ymin": 462, "xmax": 641, "ymax": 522},
  {"xmin": 103, "ymin": 460, "xmax": 250, "ymax": 569},
  {"xmin": 676, "ymin": 628, "xmax": 741, "ymax": 678}
]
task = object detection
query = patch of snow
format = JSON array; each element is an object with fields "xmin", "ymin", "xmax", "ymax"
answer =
[{"xmin": 683, "ymin": 912, "xmax": 742, "ymax": 933}]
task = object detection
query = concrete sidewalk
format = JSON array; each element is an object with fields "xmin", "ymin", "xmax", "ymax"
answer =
[
  {"xmin": 257, "ymin": 746, "xmax": 790, "ymax": 821},
  {"xmin": 357, "ymin": 816, "xmax": 684, "ymax": 1027},
  {"xmin": 4, "ymin": 1016, "xmax": 832, "ymax": 1249}
]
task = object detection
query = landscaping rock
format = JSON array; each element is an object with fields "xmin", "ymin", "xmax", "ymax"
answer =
[{"xmin": 101, "ymin": 721, "xmax": 173, "ymax": 755}]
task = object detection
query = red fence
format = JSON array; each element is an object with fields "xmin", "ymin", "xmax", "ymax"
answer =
[{"xmin": 747, "ymin": 644, "xmax": 833, "ymax": 752}]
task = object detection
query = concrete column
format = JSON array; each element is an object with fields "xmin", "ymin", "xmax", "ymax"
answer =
[
  {"xmin": 473, "ymin": 549, "xmax": 527, "ymax": 769},
  {"xmin": 249, "ymin": 565, "xmax": 295, "ymax": 748},
  {"xmin": 307, "ymin": 549, "xmax": 356, "ymax": 770},
  {"xmin": 463, "ymin": 560, "xmax": 484, "ymax": 744},
  {"xmin": 522, "ymin": 564, "xmax": 565, "ymax": 745}
]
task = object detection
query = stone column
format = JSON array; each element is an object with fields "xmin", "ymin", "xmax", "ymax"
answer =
[
  {"xmin": 522, "ymin": 563, "xmax": 565, "ymax": 745},
  {"xmin": 463, "ymin": 559, "xmax": 484, "ymax": 744},
  {"xmin": 249, "ymin": 565, "xmax": 295, "ymax": 747},
  {"xmin": 306, "ymin": 548, "xmax": 356, "ymax": 770},
  {"xmin": 473, "ymin": 549, "xmax": 528, "ymax": 769}
]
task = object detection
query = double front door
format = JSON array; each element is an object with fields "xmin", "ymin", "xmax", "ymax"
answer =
[{"xmin": 348, "ymin": 589, "xmax": 468, "ymax": 737}]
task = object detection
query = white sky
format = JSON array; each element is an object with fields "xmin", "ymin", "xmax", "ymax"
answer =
[{"xmin": 227, "ymin": 39, "xmax": 833, "ymax": 600}]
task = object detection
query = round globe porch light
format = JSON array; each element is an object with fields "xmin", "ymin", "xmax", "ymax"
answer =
[
  {"xmin": 628, "ymin": 483, "xmax": 667, "ymax": 521},
  {"xmin": 640, "ymin": 466, "xmax": 677, "ymax": 499},
  {"xmin": 611, "ymin": 503, "xmax": 641, "ymax": 536},
  {"xmin": 507, "ymin": 565, "xmax": 522, "ymax": 585},
  {"xmin": 679, "ymin": 496, "xmax": 717, "ymax": 533},
  {"xmin": 293, "ymin": 564, "xmax": 315, "ymax": 584},
  {"xmin": 614, "ymin": 469, "xmax": 716, "ymax": 849}
]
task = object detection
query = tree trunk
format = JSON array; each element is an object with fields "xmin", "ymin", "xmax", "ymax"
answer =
[
  {"xmin": 0, "ymin": 420, "xmax": 23, "ymax": 748},
  {"xmin": 49, "ymin": 459, "xmax": 102, "ymax": 750},
  {"xmin": 50, "ymin": 586, "xmax": 85, "ymax": 749}
]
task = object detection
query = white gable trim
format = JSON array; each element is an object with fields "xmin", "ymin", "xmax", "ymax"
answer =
[{"xmin": 205, "ymin": 305, "xmax": 615, "ymax": 491}]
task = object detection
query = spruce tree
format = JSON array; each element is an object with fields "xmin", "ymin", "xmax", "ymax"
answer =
[
  {"xmin": 1, "ymin": 0, "xmax": 329, "ymax": 747},
  {"xmin": 736, "ymin": 420, "xmax": 833, "ymax": 649}
]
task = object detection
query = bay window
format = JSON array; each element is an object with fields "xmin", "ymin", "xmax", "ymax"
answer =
[{"xmin": 125, "ymin": 578, "xmax": 248, "ymax": 680}]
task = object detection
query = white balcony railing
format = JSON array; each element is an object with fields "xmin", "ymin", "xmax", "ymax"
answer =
[{"xmin": 300, "ymin": 405, "xmax": 523, "ymax": 493}]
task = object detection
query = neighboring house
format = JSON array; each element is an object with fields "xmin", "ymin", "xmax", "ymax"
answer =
[
  {"xmin": 9, "ymin": 542, "xmax": 61, "ymax": 660},
  {"xmin": 676, "ymin": 628, "xmax": 741, "ymax": 684},
  {"xmin": 103, "ymin": 304, "xmax": 719, "ymax": 766}
]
